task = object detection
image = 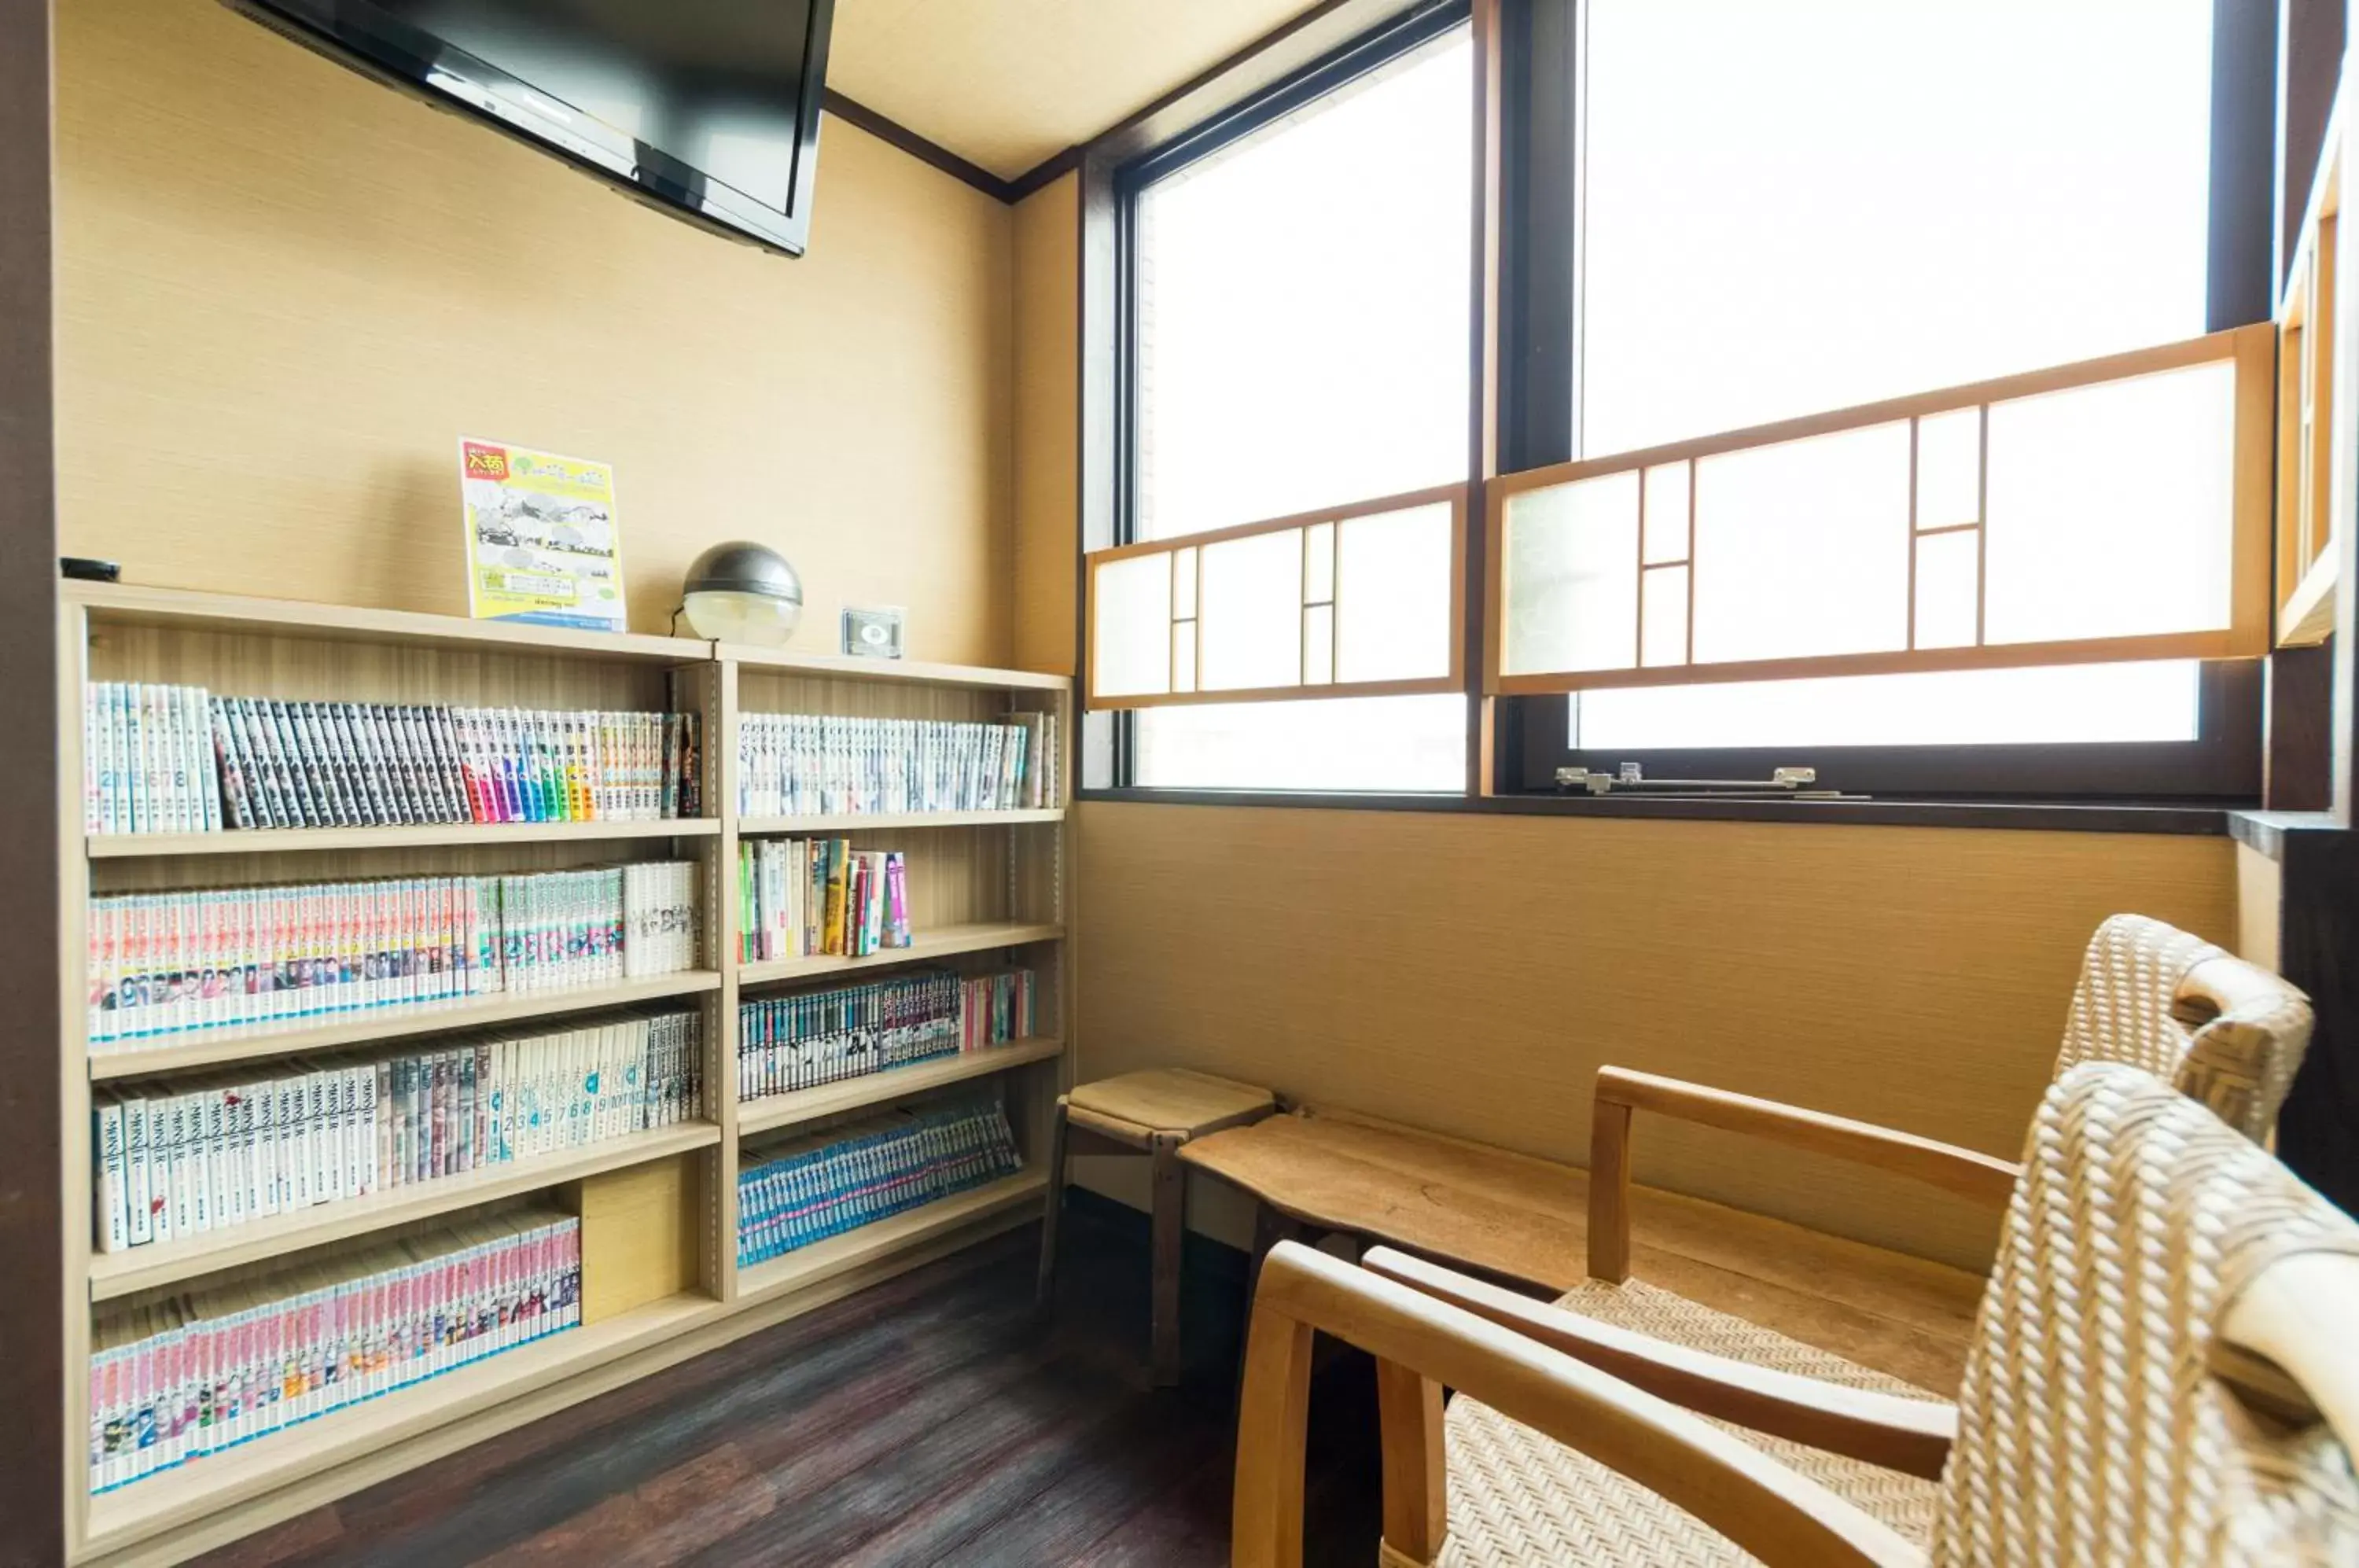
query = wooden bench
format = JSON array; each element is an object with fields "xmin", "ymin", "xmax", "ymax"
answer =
[{"xmin": 1179, "ymin": 1102, "xmax": 1984, "ymax": 1394}]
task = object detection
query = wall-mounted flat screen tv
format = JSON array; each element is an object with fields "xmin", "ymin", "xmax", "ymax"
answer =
[{"xmin": 231, "ymin": 0, "xmax": 835, "ymax": 256}]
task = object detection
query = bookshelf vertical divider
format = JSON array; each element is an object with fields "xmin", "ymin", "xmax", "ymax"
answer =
[
  {"xmin": 708, "ymin": 653, "xmax": 744, "ymax": 1307},
  {"xmin": 57, "ymin": 584, "xmax": 1070, "ymax": 1566}
]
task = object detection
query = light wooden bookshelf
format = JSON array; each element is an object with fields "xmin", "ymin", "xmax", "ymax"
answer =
[{"xmin": 57, "ymin": 583, "xmax": 1072, "ymax": 1566}]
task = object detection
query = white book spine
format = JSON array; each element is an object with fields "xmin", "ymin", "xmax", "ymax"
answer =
[{"xmin": 94, "ymin": 1098, "xmax": 127, "ymax": 1253}]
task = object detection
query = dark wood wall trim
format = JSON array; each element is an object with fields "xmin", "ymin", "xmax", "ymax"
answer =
[
  {"xmin": 1009, "ymin": 145, "xmax": 1084, "ymax": 203},
  {"xmin": 0, "ymin": 0, "xmax": 61, "ymax": 1560},
  {"xmin": 823, "ymin": 89, "xmax": 1018, "ymax": 203},
  {"xmin": 2210, "ymin": 0, "xmax": 2280, "ymax": 326},
  {"xmin": 2232, "ymin": 812, "xmax": 2359, "ymax": 1213},
  {"xmin": 1079, "ymin": 786, "xmax": 2232, "ymax": 836},
  {"xmin": 854, "ymin": 0, "xmax": 1435, "ymax": 211},
  {"xmin": 2273, "ymin": 0, "xmax": 2343, "ymax": 296}
]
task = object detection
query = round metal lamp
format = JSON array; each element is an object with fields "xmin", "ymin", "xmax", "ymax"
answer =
[{"xmin": 680, "ymin": 541, "xmax": 804, "ymax": 646}]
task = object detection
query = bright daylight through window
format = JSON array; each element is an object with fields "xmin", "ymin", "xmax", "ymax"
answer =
[
  {"xmin": 1569, "ymin": 0, "xmax": 2217, "ymax": 753},
  {"xmin": 1129, "ymin": 24, "xmax": 1471, "ymax": 791}
]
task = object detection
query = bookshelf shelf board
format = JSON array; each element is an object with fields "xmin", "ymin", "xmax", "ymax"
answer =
[
  {"xmin": 734, "ymin": 1169, "xmax": 1047, "ymax": 1307},
  {"xmin": 68, "ymin": 582, "xmax": 713, "ymax": 664},
  {"xmin": 87, "ymin": 1122, "xmax": 724, "ymax": 1303},
  {"xmin": 82, "ymin": 1289, "xmax": 716, "ymax": 1559},
  {"xmin": 87, "ymin": 971, "xmax": 726, "ymax": 1081},
  {"xmin": 735, "ymin": 922, "xmax": 1065, "ymax": 987},
  {"xmin": 719, "ymin": 642, "xmax": 1073, "ymax": 692},
  {"xmin": 735, "ymin": 808, "xmax": 1063, "ymax": 835},
  {"xmin": 738, "ymin": 1038, "xmax": 1065, "ymax": 1138},
  {"xmin": 87, "ymin": 817, "xmax": 722, "ymax": 859}
]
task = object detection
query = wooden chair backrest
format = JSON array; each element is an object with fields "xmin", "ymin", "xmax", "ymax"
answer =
[
  {"xmin": 2056, "ymin": 914, "xmax": 2311, "ymax": 1143},
  {"xmin": 1934, "ymin": 1062, "xmax": 2359, "ymax": 1566}
]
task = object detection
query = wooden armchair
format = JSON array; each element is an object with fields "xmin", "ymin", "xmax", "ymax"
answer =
[
  {"xmin": 1588, "ymin": 912, "xmax": 2314, "ymax": 1286},
  {"xmin": 1234, "ymin": 1062, "xmax": 2359, "ymax": 1566}
]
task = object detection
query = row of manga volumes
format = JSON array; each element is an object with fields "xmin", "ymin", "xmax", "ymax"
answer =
[
  {"xmin": 735, "ymin": 712, "xmax": 1058, "ymax": 817},
  {"xmin": 83, "ymin": 681, "xmax": 702, "ymax": 836},
  {"xmin": 88, "ymin": 1212, "xmax": 581, "ymax": 1493},
  {"xmin": 92, "ymin": 1009, "xmax": 701, "ymax": 1253},
  {"xmin": 734, "ymin": 1097, "xmax": 1021, "ymax": 1267},
  {"xmin": 958, "ymin": 970, "xmax": 1037, "ymax": 1054},
  {"xmin": 736, "ymin": 967, "xmax": 1039, "ymax": 1102},
  {"xmin": 89, "ymin": 863, "xmax": 701, "ymax": 1045},
  {"xmin": 738, "ymin": 838, "xmax": 911, "ymax": 960},
  {"xmin": 83, "ymin": 685, "xmax": 222, "ymax": 834}
]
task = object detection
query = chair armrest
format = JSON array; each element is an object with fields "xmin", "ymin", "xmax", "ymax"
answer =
[
  {"xmin": 1360, "ymin": 1246, "xmax": 1956, "ymax": 1480},
  {"xmin": 1588, "ymin": 1065, "xmax": 2020, "ymax": 1283},
  {"xmin": 1235, "ymin": 1241, "xmax": 1927, "ymax": 1568},
  {"xmin": 2218, "ymin": 1247, "xmax": 2359, "ymax": 1445}
]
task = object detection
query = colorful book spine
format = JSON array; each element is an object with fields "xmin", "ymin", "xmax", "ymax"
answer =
[
  {"xmin": 736, "ymin": 968, "xmax": 992, "ymax": 1101},
  {"xmin": 736, "ymin": 839, "xmax": 906, "ymax": 962},
  {"xmin": 82, "ymin": 686, "xmax": 701, "ymax": 834},
  {"xmin": 90, "ymin": 1010, "xmax": 699, "ymax": 1253},
  {"xmin": 734, "ymin": 1098, "xmax": 1019, "ymax": 1268},
  {"xmin": 88, "ymin": 863, "xmax": 701, "ymax": 1046},
  {"xmin": 88, "ymin": 1213, "xmax": 581, "ymax": 1493}
]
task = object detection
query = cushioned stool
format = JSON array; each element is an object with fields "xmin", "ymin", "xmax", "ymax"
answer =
[{"xmin": 1035, "ymin": 1069, "xmax": 1277, "ymax": 1385}]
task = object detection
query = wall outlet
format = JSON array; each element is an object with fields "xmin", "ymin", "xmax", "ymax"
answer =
[{"xmin": 841, "ymin": 605, "xmax": 905, "ymax": 659}]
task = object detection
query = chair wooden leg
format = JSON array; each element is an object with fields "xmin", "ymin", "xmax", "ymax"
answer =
[
  {"xmin": 1376, "ymin": 1358, "xmax": 1448, "ymax": 1565},
  {"xmin": 1035, "ymin": 1096, "xmax": 1071, "ymax": 1312},
  {"xmin": 1231, "ymin": 1288, "xmax": 1316, "ymax": 1568},
  {"xmin": 1246, "ymin": 1204, "xmax": 1308, "ymax": 1316},
  {"xmin": 1150, "ymin": 1131, "xmax": 1185, "ymax": 1386}
]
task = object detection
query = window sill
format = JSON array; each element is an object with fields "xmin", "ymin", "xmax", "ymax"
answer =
[
  {"xmin": 1076, "ymin": 787, "xmax": 2236, "ymax": 835},
  {"xmin": 2226, "ymin": 808, "xmax": 2343, "ymax": 862}
]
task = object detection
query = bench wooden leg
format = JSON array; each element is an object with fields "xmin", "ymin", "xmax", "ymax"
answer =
[
  {"xmin": 1149, "ymin": 1132, "xmax": 1185, "ymax": 1386},
  {"xmin": 1035, "ymin": 1096, "xmax": 1071, "ymax": 1312}
]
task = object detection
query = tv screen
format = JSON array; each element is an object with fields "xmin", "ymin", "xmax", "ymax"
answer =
[{"xmin": 233, "ymin": 0, "xmax": 834, "ymax": 256}]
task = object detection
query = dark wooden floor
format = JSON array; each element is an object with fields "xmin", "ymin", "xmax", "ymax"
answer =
[{"xmin": 192, "ymin": 1196, "xmax": 1382, "ymax": 1567}]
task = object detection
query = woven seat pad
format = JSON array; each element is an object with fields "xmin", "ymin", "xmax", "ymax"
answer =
[
  {"xmin": 1427, "ymin": 1278, "xmax": 1941, "ymax": 1567},
  {"xmin": 1066, "ymin": 1068, "xmax": 1275, "ymax": 1139}
]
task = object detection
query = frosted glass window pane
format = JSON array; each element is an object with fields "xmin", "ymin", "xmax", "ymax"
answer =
[
  {"xmin": 1337, "ymin": 503, "xmax": 1454, "ymax": 683},
  {"xmin": 1502, "ymin": 472, "xmax": 1640, "ymax": 675},
  {"xmin": 1916, "ymin": 408, "xmax": 1981, "ymax": 530},
  {"xmin": 1092, "ymin": 553, "xmax": 1172, "ymax": 698},
  {"xmin": 1305, "ymin": 523, "xmax": 1335, "ymax": 603},
  {"xmin": 1912, "ymin": 529, "xmax": 1978, "ymax": 649},
  {"xmin": 1641, "ymin": 567, "xmax": 1688, "ymax": 667},
  {"xmin": 1172, "ymin": 623, "xmax": 1198, "ymax": 693},
  {"xmin": 1198, "ymin": 530, "xmax": 1305, "ymax": 690},
  {"xmin": 1982, "ymin": 359, "xmax": 2235, "ymax": 645},
  {"xmin": 1136, "ymin": 31, "xmax": 1472, "ymax": 539},
  {"xmin": 1643, "ymin": 464, "xmax": 1690, "ymax": 564},
  {"xmin": 1691, "ymin": 422, "xmax": 1911, "ymax": 663},
  {"xmin": 1139, "ymin": 694, "xmax": 1468, "ymax": 790},
  {"xmin": 1172, "ymin": 547, "xmax": 1198, "ymax": 619},
  {"xmin": 1581, "ymin": 1, "xmax": 2210, "ymax": 456},
  {"xmin": 1573, "ymin": 661, "xmax": 2201, "ymax": 748},
  {"xmin": 1305, "ymin": 605, "xmax": 1335, "ymax": 684}
]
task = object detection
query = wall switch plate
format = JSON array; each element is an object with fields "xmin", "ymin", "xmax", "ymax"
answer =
[{"xmin": 841, "ymin": 605, "xmax": 905, "ymax": 659}]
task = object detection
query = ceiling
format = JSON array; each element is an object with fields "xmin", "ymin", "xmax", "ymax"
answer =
[{"xmin": 824, "ymin": 0, "xmax": 1327, "ymax": 181}]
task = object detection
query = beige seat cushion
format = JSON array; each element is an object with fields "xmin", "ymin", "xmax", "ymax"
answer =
[
  {"xmin": 1067, "ymin": 1068, "xmax": 1275, "ymax": 1139},
  {"xmin": 1426, "ymin": 1279, "xmax": 1941, "ymax": 1567}
]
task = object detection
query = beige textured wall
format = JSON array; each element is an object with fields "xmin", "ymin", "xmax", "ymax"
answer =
[
  {"xmin": 54, "ymin": 0, "xmax": 1016, "ymax": 661},
  {"xmin": 1074, "ymin": 802, "xmax": 2240, "ymax": 1270},
  {"xmin": 1011, "ymin": 174, "xmax": 1080, "ymax": 675}
]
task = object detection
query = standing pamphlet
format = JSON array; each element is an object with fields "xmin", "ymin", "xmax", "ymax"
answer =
[{"xmin": 458, "ymin": 439, "xmax": 629, "ymax": 632}]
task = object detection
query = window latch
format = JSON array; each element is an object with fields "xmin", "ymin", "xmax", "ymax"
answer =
[{"xmin": 1555, "ymin": 763, "xmax": 1825, "ymax": 797}]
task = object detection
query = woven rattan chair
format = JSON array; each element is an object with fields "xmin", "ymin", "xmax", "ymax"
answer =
[
  {"xmin": 1568, "ymin": 915, "xmax": 2311, "ymax": 1389},
  {"xmin": 1231, "ymin": 1062, "xmax": 2359, "ymax": 1566}
]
